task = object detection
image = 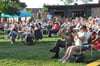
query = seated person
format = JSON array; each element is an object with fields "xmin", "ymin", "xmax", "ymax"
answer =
[
  {"xmin": 50, "ymin": 27, "xmax": 74, "ymax": 58},
  {"xmin": 86, "ymin": 28, "xmax": 93, "ymax": 39},
  {"xmin": 34, "ymin": 23, "xmax": 42, "ymax": 40},
  {"xmin": 88, "ymin": 31, "xmax": 97, "ymax": 44},
  {"xmin": 91, "ymin": 31, "xmax": 100, "ymax": 50},
  {"xmin": 48, "ymin": 23, "xmax": 60, "ymax": 37},
  {"xmin": 23, "ymin": 32, "xmax": 34, "ymax": 44},
  {"xmin": 9, "ymin": 24, "xmax": 18, "ymax": 44},
  {"xmin": 58, "ymin": 25, "xmax": 89, "ymax": 63},
  {"xmin": 22, "ymin": 25, "xmax": 34, "ymax": 44}
]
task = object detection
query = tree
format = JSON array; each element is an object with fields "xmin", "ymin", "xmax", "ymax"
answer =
[
  {"xmin": 41, "ymin": 7, "xmax": 48, "ymax": 14},
  {"xmin": 60, "ymin": 0, "xmax": 93, "ymax": 5},
  {"xmin": 81, "ymin": 0, "xmax": 93, "ymax": 4},
  {"xmin": 0, "ymin": 0, "xmax": 27, "ymax": 22},
  {"xmin": 24, "ymin": 8, "xmax": 33, "ymax": 14},
  {"xmin": 60, "ymin": 0, "xmax": 74, "ymax": 5}
]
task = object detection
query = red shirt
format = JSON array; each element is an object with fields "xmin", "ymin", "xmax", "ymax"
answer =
[
  {"xmin": 52, "ymin": 24, "xmax": 60, "ymax": 30},
  {"xmin": 1, "ymin": 21, "xmax": 5, "ymax": 25}
]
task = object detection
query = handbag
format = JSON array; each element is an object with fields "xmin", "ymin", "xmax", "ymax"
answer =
[{"xmin": 74, "ymin": 54, "xmax": 85, "ymax": 62}]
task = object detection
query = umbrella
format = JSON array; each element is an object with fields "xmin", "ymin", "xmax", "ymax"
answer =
[
  {"xmin": 1, "ymin": 10, "xmax": 33, "ymax": 18},
  {"xmin": 1, "ymin": 13, "xmax": 12, "ymax": 17},
  {"xmin": 18, "ymin": 10, "xmax": 33, "ymax": 17}
]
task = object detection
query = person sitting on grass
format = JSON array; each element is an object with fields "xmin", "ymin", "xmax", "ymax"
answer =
[
  {"xmin": 50, "ymin": 27, "xmax": 74, "ymax": 58},
  {"xmin": 8, "ymin": 24, "xmax": 18, "ymax": 44}
]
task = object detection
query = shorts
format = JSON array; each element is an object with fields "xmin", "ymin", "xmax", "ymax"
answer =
[
  {"xmin": 78, "ymin": 43, "xmax": 90, "ymax": 49},
  {"xmin": 9, "ymin": 31, "xmax": 18, "ymax": 38}
]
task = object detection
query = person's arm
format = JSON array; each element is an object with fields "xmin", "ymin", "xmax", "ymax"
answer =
[
  {"xmin": 61, "ymin": 34, "xmax": 71, "ymax": 39},
  {"xmin": 61, "ymin": 23, "xmax": 65, "ymax": 27},
  {"xmin": 76, "ymin": 34, "xmax": 85, "ymax": 42},
  {"xmin": 92, "ymin": 37, "xmax": 99, "ymax": 43},
  {"xmin": 11, "ymin": 27, "xmax": 15, "ymax": 31},
  {"xmin": 59, "ymin": 30, "xmax": 64, "ymax": 39}
]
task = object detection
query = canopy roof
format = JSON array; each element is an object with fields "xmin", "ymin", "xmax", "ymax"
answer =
[{"xmin": 1, "ymin": 10, "xmax": 33, "ymax": 17}]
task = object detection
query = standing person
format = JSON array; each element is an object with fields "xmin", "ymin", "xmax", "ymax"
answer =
[
  {"xmin": 9, "ymin": 24, "xmax": 18, "ymax": 44},
  {"xmin": 50, "ymin": 27, "xmax": 74, "ymax": 58},
  {"xmin": 47, "ymin": 13, "xmax": 52, "ymax": 20},
  {"xmin": 47, "ymin": 19, "xmax": 53, "ymax": 34}
]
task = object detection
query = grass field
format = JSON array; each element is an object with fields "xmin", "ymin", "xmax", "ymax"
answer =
[{"xmin": 0, "ymin": 32, "xmax": 99, "ymax": 66}]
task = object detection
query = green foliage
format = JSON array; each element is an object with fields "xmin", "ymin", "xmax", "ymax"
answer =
[
  {"xmin": 0, "ymin": 0, "xmax": 27, "ymax": 22},
  {"xmin": 18, "ymin": 2, "xmax": 27, "ymax": 8},
  {"xmin": 28, "ymin": 17, "xmax": 34, "ymax": 23},
  {"xmin": 11, "ymin": 0, "xmax": 20, "ymax": 3},
  {"xmin": 60, "ymin": 0, "xmax": 74, "ymax": 5},
  {"xmin": 81, "ymin": 0, "xmax": 93, "ymax": 4},
  {"xmin": 0, "ymin": 0, "xmax": 27, "ymax": 15},
  {"xmin": 0, "ymin": 0, "xmax": 4, "ymax": 13},
  {"xmin": 2, "ymin": 5, "xmax": 20, "ymax": 15},
  {"xmin": 24, "ymin": 8, "xmax": 33, "ymax": 14},
  {"xmin": 60, "ymin": 0, "xmax": 93, "ymax": 5},
  {"xmin": 41, "ymin": 7, "xmax": 48, "ymax": 14}
]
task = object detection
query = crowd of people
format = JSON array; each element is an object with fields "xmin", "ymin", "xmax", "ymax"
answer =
[{"xmin": 0, "ymin": 14, "xmax": 100, "ymax": 63}]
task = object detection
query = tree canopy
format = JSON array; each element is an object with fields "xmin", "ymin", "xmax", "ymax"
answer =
[
  {"xmin": 60, "ymin": 0, "xmax": 93, "ymax": 5},
  {"xmin": 0, "ymin": 0, "xmax": 27, "ymax": 15}
]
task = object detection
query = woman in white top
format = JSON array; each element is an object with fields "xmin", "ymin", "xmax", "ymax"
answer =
[{"xmin": 59, "ymin": 25, "xmax": 89, "ymax": 63}]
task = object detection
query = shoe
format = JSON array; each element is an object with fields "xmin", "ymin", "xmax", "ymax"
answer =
[
  {"xmin": 48, "ymin": 36, "xmax": 51, "ymax": 37},
  {"xmin": 50, "ymin": 49, "xmax": 56, "ymax": 53},
  {"xmin": 51, "ymin": 55, "xmax": 59, "ymax": 58},
  {"xmin": 62, "ymin": 60, "xmax": 70, "ymax": 63},
  {"xmin": 11, "ymin": 42, "xmax": 14, "ymax": 44},
  {"xmin": 62, "ymin": 60, "xmax": 66, "ymax": 63},
  {"xmin": 58, "ymin": 59, "xmax": 63, "ymax": 62}
]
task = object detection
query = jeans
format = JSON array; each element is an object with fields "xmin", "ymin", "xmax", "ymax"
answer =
[{"xmin": 48, "ymin": 30, "xmax": 58, "ymax": 37}]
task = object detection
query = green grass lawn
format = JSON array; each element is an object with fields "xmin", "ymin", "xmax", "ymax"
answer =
[{"xmin": 0, "ymin": 32, "xmax": 99, "ymax": 66}]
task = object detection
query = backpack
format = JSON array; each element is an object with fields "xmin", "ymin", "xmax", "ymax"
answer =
[{"xmin": 74, "ymin": 54, "xmax": 85, "ymax": 63}]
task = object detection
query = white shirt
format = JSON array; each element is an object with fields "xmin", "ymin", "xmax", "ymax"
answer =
[
  {"xmin": 47, "ymin": 14, "xmax": 52, "ymax": 19},
  {"xmin": 92, "ymin": 23, "xmax": 98, "ymax": 32},
  {"xmin": 86, "ymin": 31, "xmax": 92, "ymax": 40},
  {"xmin": 75, "ymin": 32, "xmax": 88, "ymax": 46},
  {"xmin": 40, "ymin": 22, "xmax": 46, "ymax": 29},
  {"xmin": 62, "ymin": 23, "xmax": 68, "ymax": 29}
]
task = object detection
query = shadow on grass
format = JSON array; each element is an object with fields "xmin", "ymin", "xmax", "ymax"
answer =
[
  {"xmin": 0, "ymin": 34, "xmax": 99, "ymax": 64},
  {"xmin": 0, "ymin": 40, "xmax": 56, "ymax": 61},
  {"xmin": 0, "ymin": 36, "xmax": 4, "ymax": 39}
]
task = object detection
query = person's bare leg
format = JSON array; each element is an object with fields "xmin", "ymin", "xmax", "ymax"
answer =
[
  {"xmin": 11, "ymin": 37, "xmax": 15, "ymax": 44},
  {"xmin": 64, "ymin": 46, "xmax": 79, "ymax": 61},
  {"xmin": 61, "ymin": 46, "xmax": 72, "ymax": 60}
]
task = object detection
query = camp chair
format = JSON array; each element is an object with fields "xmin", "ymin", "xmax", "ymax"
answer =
[{"xmin": 79, "ymin": 44, "xmax": 93, "ymax": 57}]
